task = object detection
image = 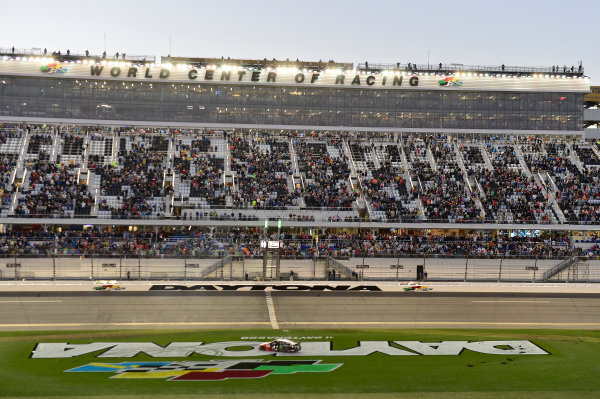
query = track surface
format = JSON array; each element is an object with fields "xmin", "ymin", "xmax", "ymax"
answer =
[{"xmin": 0, "ymin": 292, "xmax": 599, "ymax": 330}]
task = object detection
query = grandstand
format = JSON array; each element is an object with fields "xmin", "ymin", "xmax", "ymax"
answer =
[
  {"xmin": 0, "ymin": 50, "xmax": 597, "ymax": 282},
  {"xmin": 2, "ymin": 126, "xmax": 600, "ymax": 227}
]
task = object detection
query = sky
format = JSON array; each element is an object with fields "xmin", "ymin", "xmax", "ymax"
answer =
[{"xmin": 1, "ymin": 0, "xmax": 598, "ymax": 84}]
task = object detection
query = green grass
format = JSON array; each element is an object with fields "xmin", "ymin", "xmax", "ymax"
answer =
[{"xmin": 0, "ymin": 329, "xmax": 599, "ymax": 398}]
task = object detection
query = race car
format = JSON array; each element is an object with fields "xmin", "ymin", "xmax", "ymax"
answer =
[
  {"xmin": 259, "ymin": 339, "xmax": 301, "ymax": 353},
  {"xmin": 93, "ymin": 280, "xmax": 126, "ymax": 291},
  {"xmin": 403, "ymin": 284, "xmax": 433, "ymax": 292}
]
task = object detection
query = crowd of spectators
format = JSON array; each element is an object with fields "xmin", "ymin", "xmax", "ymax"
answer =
[
  {"xmin": 14, "ymin": 161, "xmax": 93, "ymax": 217},
  {"xmin": 0, "ymin": 228, "xmax": 593, "ymax": 259},
  {"xmin": 524, "ymin": 140, "xmax": 600, "ymax": 224},
  {"xmin": 4, "ymin": 126, "xmax": 600, "ymax": 226},
  {"xmin": 421, "ymin": 140, "xmax": 479, "ymax": 222},
  {"xmin": 93, "ymin": 138, "xmax": 169, "ymax": 218},
  {"xmin": 279, "ymin": 232, "xmax": 581, "ymax": 259},
  {"xmin": 296, "ymin": 138, "xmax": 356, "ymax": 209},
  {"xmin": 362, "ymin": 163, "xmax": 419, "ymax": 221},
  {"xmin": 230, "ymin": 136, "xmax": 298, "ymax": 209},
  {"xmin": 175, "ymin": 139, "xmax": 227, "ymax": 206}
]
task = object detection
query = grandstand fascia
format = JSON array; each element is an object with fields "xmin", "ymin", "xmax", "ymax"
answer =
[
  {"xmin": 0, "ymin": 117, "xmax": 586, "ymax": 137},
  {"xmin": 1, "ymin": 217, "xmax": 600, "ymax": 232},
  {"xmin": 0, "ymin": 59, "xmax": 590, "ymax": 92}
]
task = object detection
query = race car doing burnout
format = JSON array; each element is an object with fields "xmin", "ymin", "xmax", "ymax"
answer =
[{"xmin": 259, "ymin": 339, "xmax": 301, "ymax": 353}]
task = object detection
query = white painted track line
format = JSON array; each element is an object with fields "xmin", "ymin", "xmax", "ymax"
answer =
[
  {"xmin": 471, "ymin": 300, "xmax": 550, "ymax": 303},
  {"xmin": 0, "ymin": 300, "xmax": 63, "ymax": 303},
  {"xmin": 265, "ymin": 289, "xmax": 279, "ymax": 329},
  {"xmin": 0, "ymin": 322, "xmax": 271, "ymax": 328}
]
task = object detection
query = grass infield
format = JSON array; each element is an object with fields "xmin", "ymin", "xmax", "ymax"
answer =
[{"xmin": 0, "ymin": 329, "xmax": 599, "ymax": 398}]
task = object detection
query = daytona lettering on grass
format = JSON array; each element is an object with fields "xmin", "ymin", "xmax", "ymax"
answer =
[{"xmin": 31, "ymin": 340, "xmax": 548, "ymax": 358}]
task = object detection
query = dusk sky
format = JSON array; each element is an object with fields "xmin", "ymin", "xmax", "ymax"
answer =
[{"xmin": 2, "ymin": 0, "xmax": 598, "ymax": 83}]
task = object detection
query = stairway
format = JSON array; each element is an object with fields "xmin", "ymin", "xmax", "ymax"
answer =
[
  {"xmin": 263, "ymin": 250, "xmax": 280, "ymax": 280},
  {"xmin": 426, "ymin": 146, "xmax": 437, "ymax": 172},
  {"xmin": 566, "ymin": 142, "xmax": 585, "ymax": 173},
  {"xmin": 479, "ymin": 143, "xmax": 494, "ymax": 171},
  {"xmin": 514, "ymin": 144, "xmax": 533, "ymax": 178},
  {"xmin": 542, "ymin": 256, "xmax": 578, "ymax": 281}
]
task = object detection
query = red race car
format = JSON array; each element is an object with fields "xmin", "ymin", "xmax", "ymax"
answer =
[{"xmin": 259, "ymin": 339, "xmax": 301, "ymax": 353}]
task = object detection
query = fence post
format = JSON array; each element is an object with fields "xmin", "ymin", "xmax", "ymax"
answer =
[
  {"xmin": 52, "ymin": 252, "xmax": 56, "ymax": 280},
  {"xmin": 586, "ymin": 257, "xmax": 590, "ymax": 283},
  {"xmin": 498, "ymin": 255, "xmax": 503, "ymax": 282},
  {"xmin": 533, "ymin": 256, "xmax": 537, "ymax": 282},
  {"xmin": 464, "ymin": 256, "xmax": 469, "ymax": 282},
  {"xmin": 119, "ymin": 256, "xmax": 122, "ymax": 279},
  {"xmin": 184, "ymin": 254, "xmax": 187, "ymax": 281},
  {"xmin": 90, "ymin": 255, "xmax": 94, "ymax": 280},
  {"xmin": 220, "ymin": 251, "xmax": 224, "ymax": 280},
  {"xmin": 14, "ymin": 254, "xmax": 18, "ymax": 280},
  {"xmin": 138, "ymin": 254, "xmax": 141, "ymax": 280}
]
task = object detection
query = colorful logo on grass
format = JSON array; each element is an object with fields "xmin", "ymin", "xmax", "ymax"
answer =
[
  {"xmin": 438, "ymin": 76, "xmax": 462, "ymax": 86},
  {"xmin": 40, "ymin": 63, "xmax": 67, "ymax": 74},
  {"xmin": 66, "ymin": 360, "xmax": 342, "ymax": 381}
]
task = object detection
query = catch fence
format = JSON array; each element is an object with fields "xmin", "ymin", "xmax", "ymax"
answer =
[{"xmin": 1, "ymin": 254, "xmax": 598, "ymax": 283}]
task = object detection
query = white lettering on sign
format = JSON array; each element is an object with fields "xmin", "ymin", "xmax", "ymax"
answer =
[{"xmin": 31, "ymin": 340, "xmax": 548, "ymax": 358}]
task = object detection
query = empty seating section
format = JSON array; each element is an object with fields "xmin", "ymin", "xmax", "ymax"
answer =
[
  {"xmin": 295, "ymin": 138, "xmax": 355, "ymax": 209},
  {"xmin": 26, "ymin": 134, "xmax": 52, "ymax": 161},
  {"xmin": 349, "ymin": 142, "xmax": 375, "ymax": 170},
  {"xmin": 87, "ymin": 135, "xmax": 113, "ymax": 167},
  {"xmin": 58, "ymin": 135, "xmax": 84, "ymax": 166}
]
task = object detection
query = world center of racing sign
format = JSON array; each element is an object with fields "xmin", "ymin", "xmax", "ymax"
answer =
[{"xmin": 0, "ymin": 60, "xmax": 590, "ymax": 92}]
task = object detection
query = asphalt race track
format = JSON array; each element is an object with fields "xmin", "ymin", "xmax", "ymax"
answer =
[{"xmin": 0, "ymin": 291, "xmax": 599, "ymax": 330}]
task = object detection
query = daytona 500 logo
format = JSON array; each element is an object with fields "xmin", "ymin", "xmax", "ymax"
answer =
[{"xmin": 66, "ymin": 360, "xmax": 341, "ymax": 381}]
